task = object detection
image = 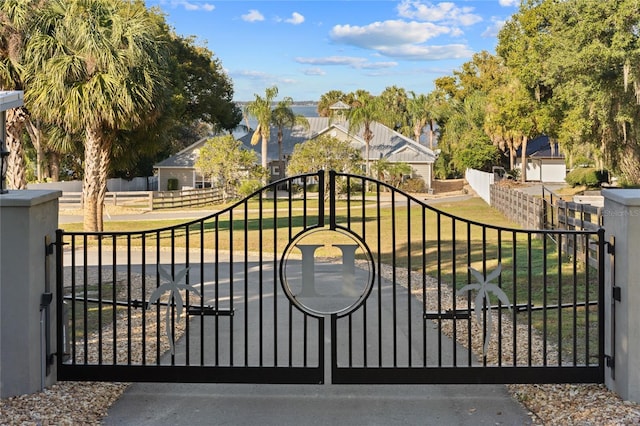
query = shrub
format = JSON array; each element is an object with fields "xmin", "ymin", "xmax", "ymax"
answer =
[
  {"xmin": 167, "ymin": 178, "xmax": 179, "ymax": 191},
  {"xmin": 237, "ymin": 179, "xmax": 263, "ymax": 198},
  {"xmin": 401, "ymin": 178, "xmax": 427, "ymax": 193},
  {"xmin": 565, "ymin": 168, "xmax": 609, "ymax": 188}
]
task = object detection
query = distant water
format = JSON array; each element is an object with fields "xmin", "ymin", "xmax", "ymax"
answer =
[
  {"xmin": 235, "ymin": 105, "xmax": 319, "ymax": 138},
  {"xmin": 291, "ymin": 105, "xmax": 319, "ymax": 117}
]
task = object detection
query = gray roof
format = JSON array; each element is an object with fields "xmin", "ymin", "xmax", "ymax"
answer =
[
  {"xmin": 329, "ymin": 101, "xmax": 351, "ymax": 110},
  {"xmin": 154, "ymin": 137, "xmax": 209, "ymax": 168},
  {"xmin": 155, "ymin": 118, "xmax": 436, "ymax": 169},
  {"xmin": 0, "ymin": 90, "xmax": 24, "ymax": 111}
]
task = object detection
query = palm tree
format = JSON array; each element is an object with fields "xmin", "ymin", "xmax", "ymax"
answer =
[
  {"xmin": 317, "ymin": 90, "xmax": 345, "ymax": 117},
  {"xmin": 0, "ymin": 0, "xmax": 33, "ymax": 190},
  {"xmin": 271, "ymin": 97, "xmax": 309, "ymax": 180},
  {"xmin": 406, "ymin": 92, "xmax": 430, "ymax": 144},
  {"xmin": 25, "ymin": 0, "xmax": 168, "ymax": 232},
  {"xmin": 245, "ymin": 85, "xmax": 278, "ymax": 178},
  {"xmin": 347, "ymin": 93, "xmax": 382, "ymax": 177}
]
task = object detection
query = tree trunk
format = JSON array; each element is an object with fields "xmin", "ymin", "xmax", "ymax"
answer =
[
  {"xmin": 96, "ymin": 138, "xmax": 113, "ymax": 233},
  {"xmin": 278, "ymin": 129, "xmax": 284, "ymax": 180},
  {"xmin": 83, "ymin": 127, "xmax": 102, "ymax": 232},
  {"xmin": 261, "ymin": 130, "xmax": 269, "ymax": 184},
  {"xmin": 520, "ymin": 136, "xmax": 528, "ymax": 183},
  {"xmin": 25, "ymin": 119, "xmax": 44, "ymax": 182},
  {"xmin": 48, "ymin": 152, "xmax": 60, "ymax": 182},
  {"xmin": 428, "ymin": 120, "xmax": 435, "ymax": 150},
  {"xmin": 509, "ymin": 146, "xmax": 515, "ymax": 170},
  {"xmin": 413, "ymin": 124, "xmax": 421, "ymax": 144},
  {"xmin": 5, "ymin": 108, "xmax": 28, "ymax": 189}
]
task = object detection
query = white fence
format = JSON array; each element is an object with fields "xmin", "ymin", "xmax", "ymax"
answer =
[
  {"xmin": 27, "ymin": 176, "xmax": 157, "ymax": 192},
  {"xmin": 464, "ymin": 168, "xmax": 494, "ymax": 204}
]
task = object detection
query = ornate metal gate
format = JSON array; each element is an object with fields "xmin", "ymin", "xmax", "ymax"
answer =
[{"xmin": 55, "ymin": 171, "xmax": 605, "ymax": 384}]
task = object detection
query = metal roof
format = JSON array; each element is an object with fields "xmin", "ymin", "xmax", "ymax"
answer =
[
  {"xmin": 0, "ymin": 91, "xmax": 24, "ymax": 111},
  {"xmin": 155, "ymin": 118, "xmax": 436, "ymax": 169}
]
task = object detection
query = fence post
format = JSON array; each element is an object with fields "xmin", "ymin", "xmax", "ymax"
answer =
[
  {"xmin": 602, "ymin": 189, "xmax": 640, "ymax": 402},
  {"xmin": 0, "ymin": 190, "xmax": 61, "ymax": 397}
]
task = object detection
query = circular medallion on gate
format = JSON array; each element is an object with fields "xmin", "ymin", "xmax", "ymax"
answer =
[{"xmin": 280, "ymin": 228, "xmax": 374, "ymax": 316}]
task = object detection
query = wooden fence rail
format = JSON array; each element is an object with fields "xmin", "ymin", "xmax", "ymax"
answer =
[
  {"xmin": 489, "ymin": 185, "xmax": 544, "ymax": 230},
  {"xmin": 60, "ymin": 186, "xmax": 226, "ymax": 210},
  {"xmin": 152, "ymin": 187, "xmax": 225, "ymax": 210},
  {"xmin": 490, "ymin": 184, "xmax": 603, "ymax": 268}
]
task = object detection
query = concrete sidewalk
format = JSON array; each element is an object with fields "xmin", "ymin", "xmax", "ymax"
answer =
[{"xmin": 103, "ymin": 382, "xmax": 532, "ymax": 425}]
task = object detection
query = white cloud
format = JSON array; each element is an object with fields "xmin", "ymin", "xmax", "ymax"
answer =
[
  {"xmin": 376, "ymin": 44, "xmax": 473, "ymax": 61},
  {"xmin": 295, "ymin": 56, "xmax": 398, "ymax": 70},
  {"xmin": 482, "ymin": 17, "xmax": 506, "ymax": 38},
  {"xmin": 303, "ymin": 68, "xmax": 327, "ymax": 76},
  {"xmin": 295, "ymin": 56, "xmax": 368, "ymax": 67},
  {"xmin": 330, "ymin": 20, "xmax": 452, "ymax": 49},
  {"xmin": 499, "ymin": 0, "xmax": 519, "ymax": 6},
  {"xmin": 360, "ymin": 61, "xmax": 398, "ymax": 70},
  {"xmin": 285, "ymin": 12, "xmax": 305, "ymax": 25},
  {"xmin": 232, "ymin": 70, "xmax": 297, "ymax": 86},
  {"xmin": 168, "ymin": 1, "xmax": 214, "ymax": 12},
  {"xmin": 236, "ymin": 70, "xmax": 269, "ymax": 79},
  {"xmin": 397, "ymin": 1, "xmax": 482, "ymax": 26},
  {"xmin": 329, "ymin": 20, "xmax": 471, "ymax": 61},
  {"xmin": 242, "ymin": 9, "xmax": 264, "ymax": 23}
]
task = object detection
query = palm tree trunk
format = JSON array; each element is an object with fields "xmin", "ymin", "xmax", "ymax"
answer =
[
  {"xmin": 25, "ymin": 119, "xmax": 43, "ymax": 182},
  {"xmin": 278, "ymin": 130, "xmax": 284, "ymax": 181},
  {"xmin": 5, "ymin": 108, "xmax": 28, "ymax": 190},
  {"xmin": 49, "ymin": 152, "xmax": 60, "ymax": 182},
  {"xmin": 428, "ymin": 121, "xmax": 435, "ymax": 150},
  {"xmin": 96, "ymin": 138, "xmax": 113, "ymax": 232},
  {"xmin": 261, "ymin": 130, "xmax": 269, "ymax": 183},
  {"xmin": 83, "ymin": 127, "xmax": 101, "ymax": 232}
]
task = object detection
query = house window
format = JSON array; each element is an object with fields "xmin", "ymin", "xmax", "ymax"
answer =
[{"xmin": 195, "ymin": 175, "xmax": 212, "ymax": 189}]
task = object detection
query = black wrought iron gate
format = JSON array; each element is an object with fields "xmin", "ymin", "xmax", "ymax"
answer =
[{"xmin": 55, "ymin": 171, "xmax": 605, "ymax": 384}]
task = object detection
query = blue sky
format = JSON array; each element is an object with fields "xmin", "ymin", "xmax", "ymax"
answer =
[{"xmin": 146, "ymin": 1, "xmax": 520, "ymax": 101}]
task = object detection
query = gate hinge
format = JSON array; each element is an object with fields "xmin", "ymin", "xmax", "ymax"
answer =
[
  {"xmin": 605, "ymin": 354, "xmax": 615, "ymax": 370},
  {"xmin": 613, "ymin": 286, "xmax": 622, "ymax": 302},
  {"xmin": 606, "ymin": 241, "xmax": 615, "ymax": 255}
]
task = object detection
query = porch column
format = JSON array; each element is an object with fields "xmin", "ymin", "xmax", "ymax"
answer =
[
  {"xmin": 0, "ymin": 190, "xmax": 61, "ymax": 397},
  {"xmin": 602, "ymin": 189, "xmax": 640, "ymax": 402}
]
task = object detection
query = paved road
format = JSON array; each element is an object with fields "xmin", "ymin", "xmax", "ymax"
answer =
[{"xmin": 103, "ymin": 382, "xmax": 530, "ymax": 425}]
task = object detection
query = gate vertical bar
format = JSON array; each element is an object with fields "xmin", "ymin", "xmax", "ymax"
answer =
[
  {"xmin": 600, "ymin": 229, "xmax": 607, "ymax": 380},
  {"xmin": 55, "ymin": 229, "xmax": 64, "ymax": 373},
  {"xmin": 318, "ymin": 171, "xmax": 325, "ymax": 228}
]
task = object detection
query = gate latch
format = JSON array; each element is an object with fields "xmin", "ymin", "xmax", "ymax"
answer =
[
  {"xmin": 612, "ymin": 286, "xmax": 621, "ymax": 302},
  {"xmin": 605, "ymin": 354, "xmax": 615, "ymax": 370}
]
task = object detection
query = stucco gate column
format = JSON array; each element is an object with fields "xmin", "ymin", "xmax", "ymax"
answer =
[
  {"xmin": 0, "ymin": 189, "xmax": 61, "ymax": 397},
  {"xmin": 603, "ymin": 189, "xmax": 640, "ymax": 402}
]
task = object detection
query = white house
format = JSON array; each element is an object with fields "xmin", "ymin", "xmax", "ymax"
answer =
[
  {"xmin": 154, "ymin": 117, "xmax": 437, "ymax": 191},
  {"xmin": 515, "ymin": 135, "xmax": 567, "ymax": 182}
]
